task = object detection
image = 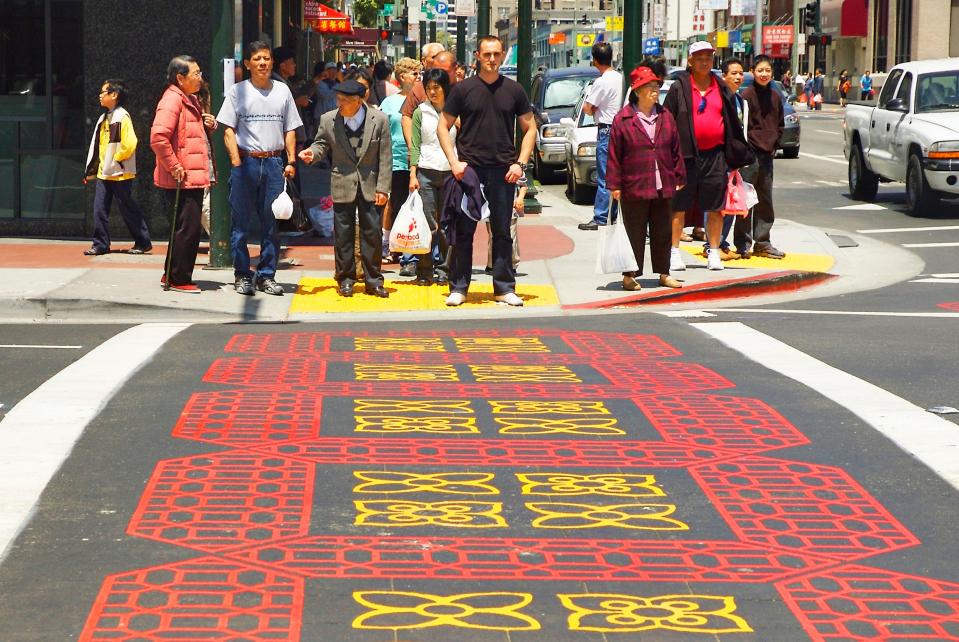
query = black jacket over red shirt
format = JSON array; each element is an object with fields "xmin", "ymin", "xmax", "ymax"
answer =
[
  {"xmin": 741, "ymin": 83, "xmax": 785, "ymax": 155},
  {"xmin": 663, "ymin": 70, "xmax": 755, "ymax": 170}
]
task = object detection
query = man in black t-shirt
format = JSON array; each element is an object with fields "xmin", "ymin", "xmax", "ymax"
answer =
[{"xmin": 436, "ymin": 35, "xmax": 537, "ymax": 307}]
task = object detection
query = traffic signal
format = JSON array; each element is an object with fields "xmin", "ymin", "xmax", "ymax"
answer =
[
  {"xmin": 379, "ymin": 28, "xmax": 390, "ymax": 41},
  {"xmin": 803, "ymin": 1, "xmax": 819, "ymax": 30},
  {"xmin": 390, "ymin": 18, "xmax": 406, "ymax": 34},
  {"xmin": 818, "ymin": 33, "xmax": 832, "ymax": 46}
]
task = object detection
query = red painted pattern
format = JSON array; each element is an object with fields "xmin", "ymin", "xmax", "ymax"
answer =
[
  {"xmin": 128, "ymin": 452, "xmax": 314, "ymax": 552},
  {"xmin": 256, "ymin": 437, "xmax": 730, "ymax": 468},
  {"xmin": 777, "ymin": 564, "xmax": 959, "ymax": 641},
  {"xmin": 79, "ymin": 557, "xmax": 303, "ymax": 642},
  {"xmin": 227, "ymin": 536, "xmax": 832, "ymax": 583},
  {"xmin": 937, "ymin": 301, "xmax": 959, "ymax": 312},
  {"xmin": 691, "ymin": 457, "xmax": 919, "ymax": 560},
  {"xmin": 174, "ymin": 390, "xmax": 323, "ymax": 446},
  {"xmin": 636, "ymin": 393, "xmax": 811, "ymax": 452}
]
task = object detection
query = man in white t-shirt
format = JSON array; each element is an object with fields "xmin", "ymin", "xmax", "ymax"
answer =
[
  {"xmin": 217, "ymin": 41, "xmax": 303, "ymax": 297},
  {"xmin": 578, "ymin": 42, "xmax": 623, "ymax": 230}
]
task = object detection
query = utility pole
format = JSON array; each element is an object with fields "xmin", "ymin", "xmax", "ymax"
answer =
[
  {"xmin": 207, "ymin": 0, "xmax": 234, "ymax": 269},
  {"xmin": 478, "ymin": 0, "xmax": 490, "ymax": 37},
  {"xmin": 755, "ymin": 0, "xmax": 764, "ymax": 62},
  {"xmin": 456, "ymin": 15, "xmax": 467, "ymax": 62},
  {"xmin": 516, "ymin": 0, "xmax": 541, "ymax": 214},
  {"xmin": 622, "ymin": 0, "xmax": 642, "ymax": 93}
]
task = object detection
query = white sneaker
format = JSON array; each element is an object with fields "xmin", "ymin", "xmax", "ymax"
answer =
[
  {"xmin": 707, "ymin": 248, "xmax": 725, "ymax": 270},
  {"xmin": 670, "ymin": 247, "xmax": 686, "ymax": 272},
  {"xmin": 445, "ymin": 292, "xmax": 466, "ymax": 306},
  {"xmin": 495, "ymin": 292, "xmax": 524, "ymax": 307}
]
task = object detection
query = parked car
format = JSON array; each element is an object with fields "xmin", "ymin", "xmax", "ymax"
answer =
[
  {"xmin": 529, "ymin": 66, "xmax": 599, "ymax": 183},
  {"xmin": 844, "ymin": 58, "xmax": 959, "ymax": 215},
  {"xmin": 740, "ymin": 73, "xmax": 801, "ymax": 158}
]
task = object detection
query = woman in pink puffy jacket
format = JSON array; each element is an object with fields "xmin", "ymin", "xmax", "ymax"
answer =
[{"xmin": 150, "ymin": 55, "xmax": 217, "ymax": 293}]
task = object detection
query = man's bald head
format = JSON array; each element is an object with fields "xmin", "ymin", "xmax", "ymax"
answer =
[
  {"xmin": 421, "ymin": 42, "xmax": 445, "ymax": 69},
  {"xmin": 432, "ymin": 51, "xmax": 458, "ymax": 83}
]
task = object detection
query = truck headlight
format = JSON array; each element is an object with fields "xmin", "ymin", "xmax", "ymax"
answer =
[
  {"xmin": 541, "ymin": 124, "xmax": 565, "ymax": 138},
  {"xmin": 576, "ymin": 143, "xmax": 596, "ymax": 157},
  {"xmin": 928, "ymin": 141, "xmax": 959, "ymax": 159}
]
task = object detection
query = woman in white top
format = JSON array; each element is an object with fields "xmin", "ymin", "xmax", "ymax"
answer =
[{"xmin": 408, "ymin": 68, "xmax": 457, "ymax": 286}]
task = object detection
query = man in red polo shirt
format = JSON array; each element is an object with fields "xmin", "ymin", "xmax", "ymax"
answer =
[{"xmin": 663, "ymin": 41, "xmax": 753, "ymax": 271}]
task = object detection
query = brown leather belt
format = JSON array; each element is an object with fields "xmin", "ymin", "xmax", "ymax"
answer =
[{"xmin": 239, "ymin": 149, "xmax": 284, "ymax": 158}]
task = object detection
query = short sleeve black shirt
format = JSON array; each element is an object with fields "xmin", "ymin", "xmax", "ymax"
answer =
[{"xmin": 443, "ymin": 74, "xmax": 532, "ymax": 168}]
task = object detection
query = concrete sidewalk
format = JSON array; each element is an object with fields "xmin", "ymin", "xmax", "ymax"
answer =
[{"xmin": 0, "ymin": 186, "xmax": 914, "ymax": 322}]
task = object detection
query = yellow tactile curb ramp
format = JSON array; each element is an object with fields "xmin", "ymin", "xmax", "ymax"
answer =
[
  {"xmin": 290, "ymin": 278, "xmax": 560, "ymax": 313},
  {"xmin": 679, "ymin": 243, "xmax": 835, "ymax": 273}
]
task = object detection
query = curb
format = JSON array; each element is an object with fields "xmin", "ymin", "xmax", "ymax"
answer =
[{"xmin": 563, "ymin": 270, "xmax": 838, "ymax": 310}]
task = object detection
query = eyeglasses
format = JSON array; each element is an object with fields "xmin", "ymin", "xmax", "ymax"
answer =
[{"xmin": 697, "ymin": 95, "xmax": 708, "ymax": 114}]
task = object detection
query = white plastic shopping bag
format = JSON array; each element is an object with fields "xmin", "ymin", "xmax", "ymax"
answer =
[
  {"xmin": 389, "ymin": 190, "xmax": 432, "ymax": 254},
  {"xmin": 271, "ymin": 179, "xmax": 294, "ymax": 220},
  {"xmin": 595, "ymin": 207, "xmax": 639, "ymax": 275},
  {"xmin": 742, "ymin": 179, "xmax": 759, "ymax": 210}
]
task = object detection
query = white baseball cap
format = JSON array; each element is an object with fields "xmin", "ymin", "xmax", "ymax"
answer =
[{"xmin": 688, "ymin": 41, "xmax": 716, "ymax": 56}]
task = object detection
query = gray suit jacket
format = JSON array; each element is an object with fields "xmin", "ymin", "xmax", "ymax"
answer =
[{"xmin": 307, "ymin": 107, "xmax": 392, "ymax": 203}]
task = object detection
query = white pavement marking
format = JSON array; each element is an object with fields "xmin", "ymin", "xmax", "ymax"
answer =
[
  {"xmin": 903, "ymin": 242, "xmax": 959, "ymax": 248},
  {"xmin": 657, "ymin": 310, "xmax": 716, "ymax": 318},
  {"xmin": 703, "ymin": 308, "xmax": 959, "ymax": 318},
  {"xmin": 858, "ymin": 224, "xmax": 959, "ymax": 234},
  {"xmin": 800, "ymin": 151, "xmax": 848, "ymax": 165},
  {"xmin": 0, "ymin": 323, "xmax": 190, "ymax": 561},
  {"xmin": 932, "ymin": 273, "xmax": 959, "ymax": 278},
  {"xmin": 911, "ymin": 278, "xmax": 959, "ymax": 284},
  {"xmin": 0, "ymin": 344, "xmax": 83, "ymax": 349},
  {"xmin": 693, "ymin": 322, "xmax": 959, "ymax": 490},
  {"xmin": 834, "ymin": 203, "xmax": 888, "ymax": 211},
  {"xmin": 816, "ymin": 180, "xmax": 846, "ymax": 187},
  {"xmin": 815, "ymin": 129, "xmax": 841, "ymax": 135}
]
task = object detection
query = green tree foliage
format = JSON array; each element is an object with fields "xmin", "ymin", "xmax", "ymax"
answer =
[{"xmin": 352, "ymin": 0, "xmax": 379, "ymax": 27}]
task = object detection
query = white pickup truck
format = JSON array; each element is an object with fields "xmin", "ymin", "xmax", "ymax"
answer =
[{"xmin": 844, "ymin": 58, "xmax": 959, "ymax": 215}]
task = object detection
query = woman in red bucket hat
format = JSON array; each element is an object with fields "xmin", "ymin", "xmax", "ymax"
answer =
[{"xmin": 605, "ymin": 60, "xmax": 686, "ymax": 291}]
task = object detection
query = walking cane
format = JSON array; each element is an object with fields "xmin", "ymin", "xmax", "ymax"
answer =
[{"xmin": 162, "ymin": 178, "xmax": 182, "ymax": 291}]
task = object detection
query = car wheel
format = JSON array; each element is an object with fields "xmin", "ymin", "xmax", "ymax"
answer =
[
  {"xmin": 565, "ymin": 161, "xmax": 575, "ymax": 197},
  {"xmin": 782, "ymin": 146, "xmax": 799, "ymax": 159},
  {"xmin": 848, "ymin": 142, "xmax": 879, "ymax": 201},
  {"xmin": 906, "ymin": 153, "xmax": 940, "ymax": 217}
]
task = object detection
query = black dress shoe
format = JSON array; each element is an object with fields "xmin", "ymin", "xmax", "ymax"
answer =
[
  {"xmin": 338, "ymin": 283, "xmax": 354, "ymax": 297},
  {"xmin": 365, "ymin": 285, "xmax": 389, "ymax": 298},
  {"xmin": 414, "ymin": 277, "xmax": 432, "ymax": 286},
  {"xmin": 577, "ymin": 221, "xmax": 599, "ymax": 231}
]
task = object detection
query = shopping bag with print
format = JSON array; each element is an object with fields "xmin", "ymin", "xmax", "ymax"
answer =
[
  {"xmin": 389, "ymin": 190, "xmax": 432, "ymax": 254},
  {"xmin": 595, "ymin": 207, "xmax": 639, "ymax": 274},
  {"xmin": 721, "ymin": 170, "xmax": 751, "ymax": 217}
]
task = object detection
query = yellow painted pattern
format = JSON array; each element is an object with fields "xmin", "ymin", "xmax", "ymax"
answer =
[
  {"xmin": 353, "ymin": 337, "xmax": 445, "ymax": 351},
  {"xmin": 496, "ymin": 417, "xmax": 624, "ymax": 436},
  {"xmin": 354, "ymin": 399, "xmax": 473, "ymax": 414},
  {"xmin": 470, "ymin": 365, "xmax": 580, "ymax": 382},
  {"xmin": 291, "ymin": 278, "xmax": 559, "ymax": 314},
  {"xmin": 679, "ymin": 243, "xmax": 835, "ymax": 273},
  {"xmin": 354, "ymin": 415, "xmax": 479, "ymax": 433},
  {"xmin": 354, "ymin": 500, "xmax": 507, "ymax": 528},
  {"xmin": 353, "ymin": 471, "xmax": 499, "ymax": 495},
  {"xmin": 558, "ymin": 593, "xmax": 753, "ymax": 634},
  {"xmin": 352, "ymin": 591, "xmax": 540, "ymax": 631},
  {"xmin": 453, "ymin": 337, "xmax": 550, "ymax": 352},
  {"xmin": 488, "ymin": 400, "xmax": 611, "ymax": 415},
  {"xmin": 525, "ymin": 502, "xmax": 688, "ymax": 530},
  {"xmin": 517, "ymin": 473, "xmax": 665, "ymax": 497},
  {"xmin": 354, "ymin": 364, "xmax": 458, "ymax": 381}
]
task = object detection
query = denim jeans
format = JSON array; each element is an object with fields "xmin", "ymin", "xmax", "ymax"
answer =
[
  {"xmin": 449, "ymin": 165, "xmax": 516, "ymax": 295},
  {"xmin": 592, "ymin": 126, "xmax": 618, "ymax": 225},
  {"xmin": 413, "ymin": 167, "xmax": 451, "ymax": 279},
  {"xmin": 229, "ymin": 156, "xmax": 284, "ymax": 279},
  {"xmin": 92, "ymin": 179, "xmax": 151, "ymax": 251}
]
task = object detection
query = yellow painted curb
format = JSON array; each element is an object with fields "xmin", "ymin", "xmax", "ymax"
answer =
[
  {"xmin": 679, "ymin": 244, "xmax": 835, "ymax": 273},
  {"xmin": 290, "ymin": 278, "xmax": 560, "ymax": 314}
]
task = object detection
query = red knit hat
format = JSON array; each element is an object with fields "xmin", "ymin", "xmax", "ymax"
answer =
[{"xmin": 630, "ymin": 66, "xmax": 662, "ymax": 90}]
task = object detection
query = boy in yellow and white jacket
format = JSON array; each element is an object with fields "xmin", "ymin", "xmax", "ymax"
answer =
[{"xmin": 83, "ymin": 79, "xmax": 152, "ymax": 255}]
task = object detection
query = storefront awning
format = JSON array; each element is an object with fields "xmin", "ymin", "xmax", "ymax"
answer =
[
  {"xmin": 821, "ymin": 0, "xmax": 867, "ymax": 38},
  {"xmin": 304, "ymin": 2, "xmax": 354, "ymax": 34}
]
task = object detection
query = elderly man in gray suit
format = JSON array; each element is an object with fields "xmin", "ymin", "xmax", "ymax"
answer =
[{"xmin": 299, "ymin": 79, "xmax": 392, "ymax": 298}]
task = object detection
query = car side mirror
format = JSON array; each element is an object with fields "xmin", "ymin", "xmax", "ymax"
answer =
[
  {"xmin": 885, "ymin": 97, "xmax": 909, "ymax": 113},
  {"xmin": 559, "ymin": 117, "xmax": 575, "ymax": 127}
]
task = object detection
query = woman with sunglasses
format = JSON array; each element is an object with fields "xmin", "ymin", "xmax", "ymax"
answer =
[
  {"xmin": 606, "ymin": 62, "xmax": 685, "ymax": 292},
  {"xmin": 150, "ymin": 55, "xmax": 217, "ymax": 293}
]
